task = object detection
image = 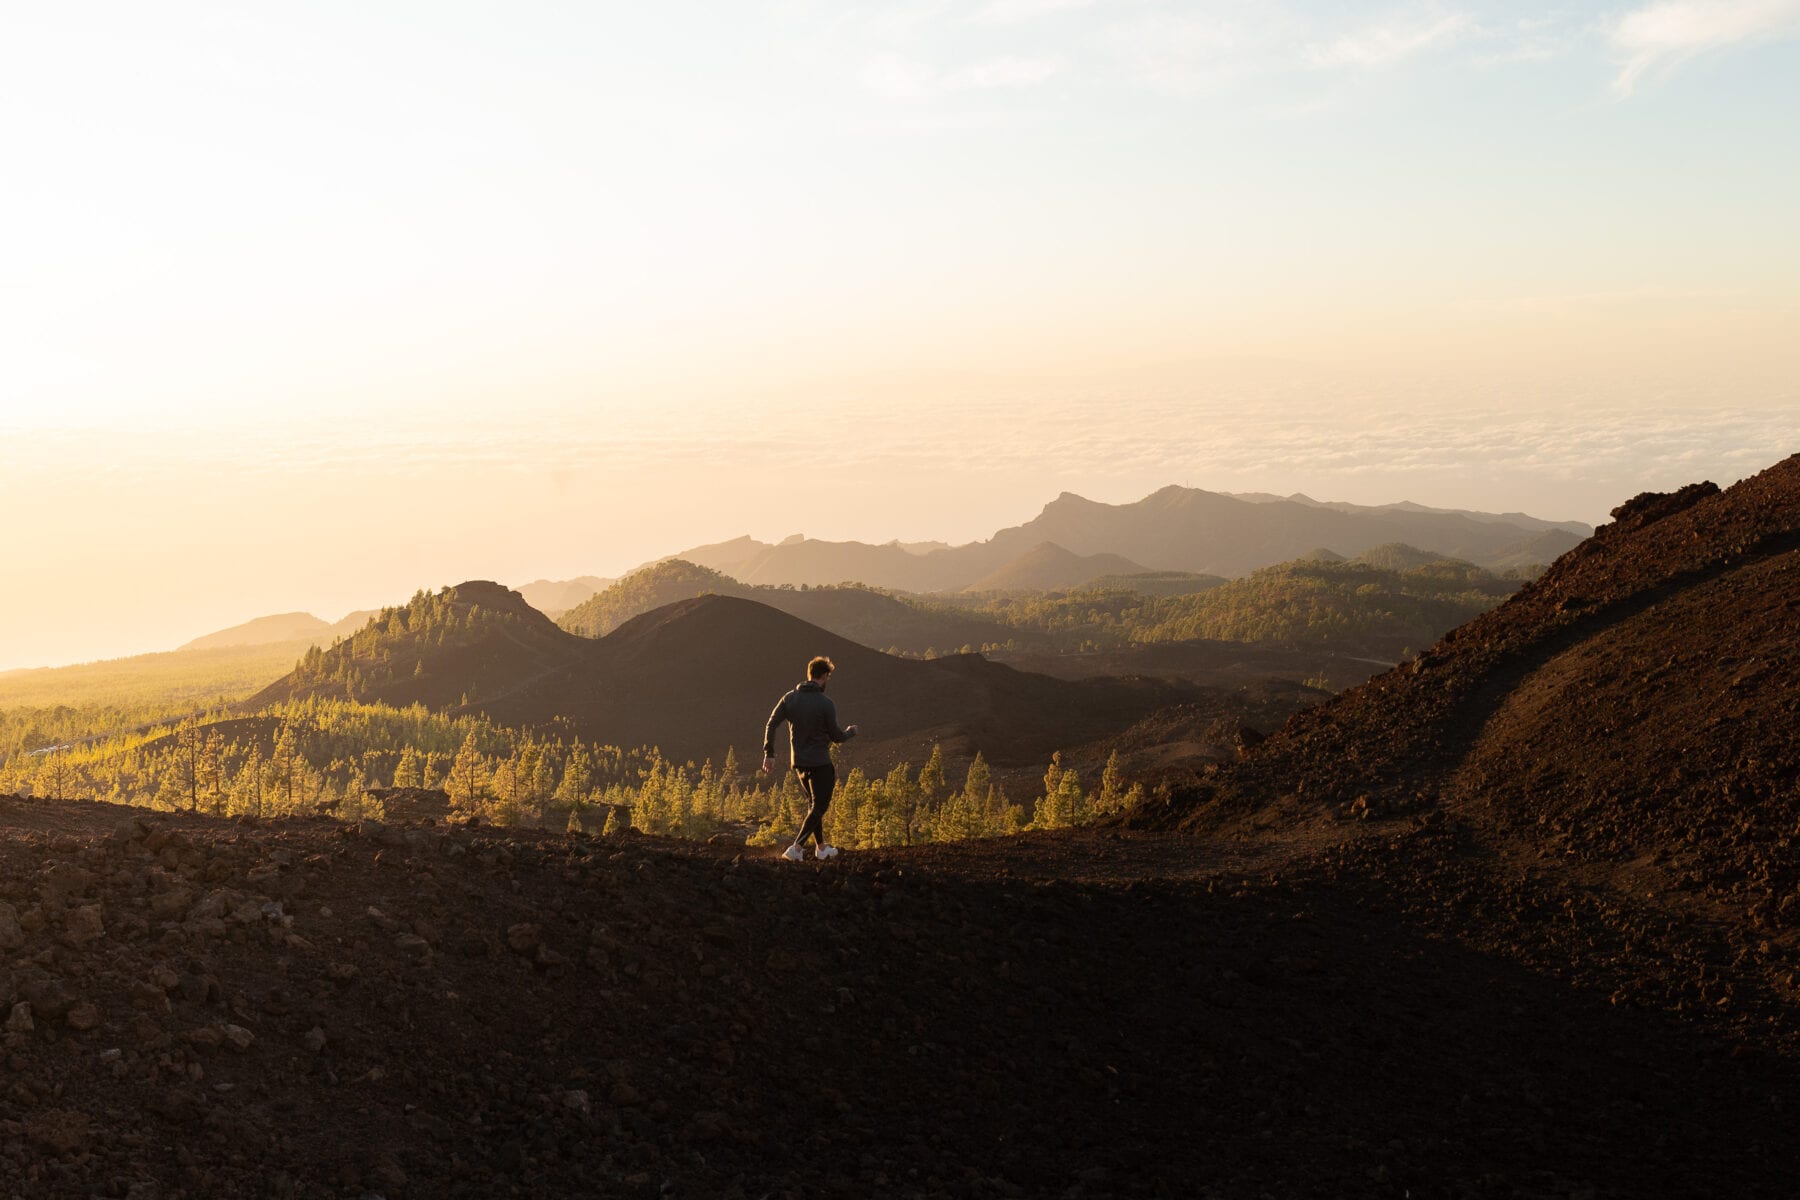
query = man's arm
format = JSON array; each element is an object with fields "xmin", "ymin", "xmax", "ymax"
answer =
[
  {"xmin": 825, "ymin": 697, "xmax": 856, "ymax": 744},
  {"xmin": 762, "ymin": 695, "xmax": 790, "ymax": 771}
]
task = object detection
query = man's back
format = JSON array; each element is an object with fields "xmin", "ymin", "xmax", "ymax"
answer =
[{"xmin": 765, "ymin": 680, "xmax": 853, "ymax": 767}]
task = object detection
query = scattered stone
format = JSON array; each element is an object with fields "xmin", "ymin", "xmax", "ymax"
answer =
[
  {"xmin": 39, "ymin": 863, "xmax": 97, "ymax": 902},
  {"xmin": 221, "ymin": 1024, "xmax": 256, "ymax": 1052},
  {"xmin": 0, "ymin": 901, "xmax": 23, "ymax": 951},
  {"xmin": 64, "ymin": 1003, "xmax": 101, "ymax": 1032},
  {"xmin": 507, "ymin": 923, "xmax": 540, "ymax": 954},
  {"xmin": 20, "ymin": 979, "xmax": 75, "ymax": 1021},
  {"xmin": 394, "ymin": 932, "xmax": 433, "ymax": 959},
  {"xmin": 5, "ymin": 1002, "xmax": 32, "ymax": 1034},
  {"xmin": 25, "ymin": 1108, "xmax": 89, "ymax": 1156},
  {"xmin": 62, "ymin": 903, "xmax": 106, "ymax": 946}
]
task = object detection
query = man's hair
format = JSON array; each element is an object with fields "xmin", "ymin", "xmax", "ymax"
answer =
[{"xmin": 807, "ymin": 656, "xmax": 834, "ymax": 680}]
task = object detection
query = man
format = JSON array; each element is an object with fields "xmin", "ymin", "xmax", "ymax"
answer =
[{"xmin": 762, "ymin": 655, "xmax": 858, "ymax": 861}]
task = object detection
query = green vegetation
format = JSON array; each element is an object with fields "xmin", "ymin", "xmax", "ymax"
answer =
[
  {"xmin": 0, "ymin": 642, "xmax": 313, "ymax": 717},
  {"xmin": 0, "ymin": 696, "xmax": 1134, "ymax": 848},
  {"xmin": 287, "ymin": 584, "xmax": 537, "ymax": 700},
  {"xmin": 924, "ymin": 557, "xmax": 1515, "ymax": 651},
  {"xmin": 1077, "ymin": 571, "xmax": 1228, "ymax": 597},
  {"xmin": 555, "ymin": 550, "xmax": 1517, "ymax": 660},
  {"xmin": 559, "ymin": 560, "xmax": 750, "ymax": 637}
]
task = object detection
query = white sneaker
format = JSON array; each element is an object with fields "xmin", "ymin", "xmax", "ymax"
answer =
[
  {"xmin": 815, "ymin": 844, "xmax": 839, "ymax": 860},
  {"xmin": 782, "ymin": 844, "xmax": 806, "ymax": 862}
]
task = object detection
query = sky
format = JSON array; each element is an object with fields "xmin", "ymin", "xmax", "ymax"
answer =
[{"xmin": 2, "ymin": 0, "xmax": 1798, "ymax": 671}]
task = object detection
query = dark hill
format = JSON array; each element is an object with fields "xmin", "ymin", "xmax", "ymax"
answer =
[
  {"xmin": 559, "ymin": 561, "xmax": 1016, "ymax": 654},
  {"xmin": 1141, "ymin": 454, "xmax": 1800, "ymax": 927},
  {"xmin": 498, "ymin": 595, "xmax": 1190, "ymax": 767},
  {"xmin": 256, "ymin": 587, "xmax": 1188, "ymax": 770}
]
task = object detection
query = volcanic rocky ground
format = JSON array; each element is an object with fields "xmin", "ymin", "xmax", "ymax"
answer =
[
  {"xmin": 2, "ymin": 795, "xmax": 1796, "ymax": 1200},
  {"xmin": 5, "ymin": 458, "xmax": 1800, "ymax": 1198}
]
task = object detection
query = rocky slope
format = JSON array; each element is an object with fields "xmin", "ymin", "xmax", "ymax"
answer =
[
  {"xmin": 1, "ymin": 794, "xmax": 1795, "ymax": 1199},
  {"xmin": 1138, "ymin": 457, "xmax": 1800, "ymax": 921}
]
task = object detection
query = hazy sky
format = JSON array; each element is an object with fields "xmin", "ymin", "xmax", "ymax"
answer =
[{"xmin": 3, "ymin": 1, "xmax": 1798, "ymax": 671}]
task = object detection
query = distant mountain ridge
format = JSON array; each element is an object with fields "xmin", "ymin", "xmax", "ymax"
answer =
[
  {"xmin": 666, "ymin": 484, "xmax": 1589, "ymax": 591},
  {"xmin": 179, "ymin": 610, "xmax": 375, "ymax": 652},
  {"xmin": 516, "ymin": 576, "xmax": 612, "ymax": 615}
]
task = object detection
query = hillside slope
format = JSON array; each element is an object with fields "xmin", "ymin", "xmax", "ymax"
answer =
[
  {"xmin": 513, "ymin": 595, "xmax": 1189, "ymax": 767},
  {"xmin": 253, "ymin": 587, "xmax": 1188, "ymax": 771},
  {"xmin": 1140, "ymin": 454, "xmax": 1800, "ymax": 930},
  {"xmin": 250, "ymin": 582, "xmax": 584, "ymax": 713},
  {"xmin": 963, "ymin": 541, "xmax": 1148, "ymax": 593},
  {"xmin": 559, "ymin": 561, "xmax": 1017, "ymax": 653}
]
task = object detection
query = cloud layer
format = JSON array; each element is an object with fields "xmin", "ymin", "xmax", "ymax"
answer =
[
  {"xmin": 839, "ymin": 1, "xmax": 1800, "ymax": 102},
  {"xmin": 1610, "ymin": 0, "xmax": 1800, "ymax": 94}
]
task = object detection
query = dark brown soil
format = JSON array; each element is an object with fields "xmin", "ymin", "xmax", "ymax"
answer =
[{"xmin": 1, "ymin": 791, "xmax": 1796, "ymax": 1199}]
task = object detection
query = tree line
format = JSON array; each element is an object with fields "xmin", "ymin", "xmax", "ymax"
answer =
[{"xmin": 0, "ymin": 697, "xmax": 1141, "ymax": 848}]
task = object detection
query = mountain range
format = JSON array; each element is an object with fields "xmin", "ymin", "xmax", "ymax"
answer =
[{"xmin": 666, "ymin": 483, "xmax": 1588, "ymax": 591}]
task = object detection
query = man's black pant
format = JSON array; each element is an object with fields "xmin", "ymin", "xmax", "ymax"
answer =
[{"xmin": 793, "ymin": 762, "xmax": 836, "ymax": 848}]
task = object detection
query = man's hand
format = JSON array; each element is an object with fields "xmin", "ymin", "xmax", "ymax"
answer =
[{"xmin": 761, "ymin": 755, "xmax": 777, "ymax": 774}]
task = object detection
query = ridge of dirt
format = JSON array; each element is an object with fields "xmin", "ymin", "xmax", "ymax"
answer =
[
  {"xmin": 1137, "ymin": 456, "xmax": 1800, "ymax": 926},
  {"xmin": 1, "ymin": 794, "xmax": 1797, "ymax": 1198}
]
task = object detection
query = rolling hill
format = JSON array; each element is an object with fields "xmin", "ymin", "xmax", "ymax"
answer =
[
  {"xmin": 179, "ymin": 609, "xmax": 374, "ymax": 652},
  {"xmin": 962, "ymin": 541, "xmax": 1149, "ymax": 593},
  {"xmin": 557, "ymin": 560, "xmax": 1018, "ymax": 653}
]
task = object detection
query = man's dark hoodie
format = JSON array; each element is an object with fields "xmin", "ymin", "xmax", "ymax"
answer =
[{"xmin": 764, "ymin": 680, "xmax": 855, "ymax": 768}]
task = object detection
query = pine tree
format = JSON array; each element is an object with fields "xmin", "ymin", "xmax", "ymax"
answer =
[
  {"xmin": 393, "ymin": 745, "xmax": 423, "ymax": 789},
  {"xmin": 1096, "ymin": 750, "xmax": 1127, "ymax": 815},
  {"xmin": 271, "ymin": 722, "xmax": 303, "ymax": 812},
  {"xmin": 555, "ymin": 742, "xmax": 594, "ymax": 809},
  {"xmin": 446, "ymin": 731, "xmax": 488, "ymax": 813}
]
